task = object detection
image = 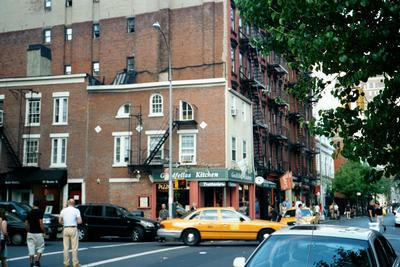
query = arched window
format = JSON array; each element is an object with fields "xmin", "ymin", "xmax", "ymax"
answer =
[
  {"xmin": 180, "ymin": 101, "xmax": 193, "ymax": 120},
  {"xmin": 116, "ymin": 103, "xmax": 130, "ymax": 118},
  {"xmin": 150, "ymin": 94, "xmax": 163, "ymax": 116}
]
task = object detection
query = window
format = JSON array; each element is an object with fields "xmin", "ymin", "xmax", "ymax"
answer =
[
  {"xmin": 243, "ymin": 140, "xmax": 247, "ymax": 159},
  {"xmin": 0, "ymin": 98, "xmax": 4, "ymax": 126},
  {"xmin": 149, "ymin": 94, "xmax": 163, "ymax": 116},
  {"xmin": 231, "ymin": 137, "xmax": 237, "ymax": 161},
  {"xmin": 242, "ymin": 101, "xmax": 246, "ymax": 121},
  {"xmin": 105, "ymin": 206, "xmax": 119, "ymax": 217},
  {"xmin": 92, "ymin": 61, "xmax": 100, "ymax": 76},
  {"xmin": 127, "ymin": 57, "xmax": 135, "ymax": 73},
  {"xmin": 180, "ymin": 101, "xmax": 193, "ymax": 120},
  {"xmin": 221, "ymin": 210, "xmax": 242, "ymax": 222},
  {"xmin": 43, "ymin": 29, "xmax": 51, "ymax": 43},
  {"xmin": 64, "ymin": 65, "xmax": 71, "ymax": 75},
  {"xmin": 180, "ymin": 134, "xmax": 196, "ymax": 164},
  {"xmin": 45, "ymin": 0, "xmax": 52, "ymax": 10},
  {"xmin": 113, "ymin": 132, "xmax": 131, "ymax": 166},
  {"xmin": 50, "ymin": 134, "xmax": 68, "ymax": 167},
  {"xmin": 86, "ymin": 206, "xmax": 102, "ymax": 217},
  {"xmin": 148, "ymin": 135, "xmax": 163, "ymax": 161},
  {"xmin": 26, "ymin": 98, "xmax": 41, "ymax": 126},
  {"xmin": 200, "ymin": 210, "xmax": 218, "ymax": 221},
  {"xmin": 116, "ymin": 103, "xmax": 130, "ymax": 118},
  {"xmin": 66, "ymin": 0, "xmax": 72, "ymax": 7},
  {"xmin": 65, "ymin": 27, "xmax": 72, "ymax": 41},
  {"xmin": 23, "ymin": 137, "xmax": 39, "ymax": 166},
  {"xmin": 231, "ymin": 45, "xmax": 236, "ymax": 73},
  {"xmin": 53, "ymin": 94, "xmax": 68, "ymax": 124},
  {"xmin": 127, "ymin": 17, "xmax": 135, "ymax": 33},
  {"xmin": 230, "ymin": 3, "xmax": 235, "ymax": 32},
  {"xmin": 93, "ymin": 23, "xmax": 100, "ymax": 38}
]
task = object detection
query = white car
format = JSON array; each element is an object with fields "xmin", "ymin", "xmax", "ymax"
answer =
[
  {"xmin": 395, "ymin": 207, "xmax": 400, "ymax": 226},
  {"xmin": 233, "ymin": 225, "xmax": 400, "ymax": 267}
]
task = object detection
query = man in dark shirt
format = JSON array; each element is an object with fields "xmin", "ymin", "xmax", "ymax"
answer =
[{"xmin": 25, "ymin": 200, "xmax": 45, "ymax": 267}]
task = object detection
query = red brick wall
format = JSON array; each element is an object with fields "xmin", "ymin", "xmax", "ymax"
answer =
[{"xmin": 0, "ymin": 3, "xmax": 224, "ymax": 84}]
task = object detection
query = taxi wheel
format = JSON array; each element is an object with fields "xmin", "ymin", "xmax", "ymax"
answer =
[
  {"xmin": 257, "ymin": 229, "xmax": 273, "ymax": 243},
  {"xmin": 182, "ymin": 229, "xmax": 200, "ymax": 246}
]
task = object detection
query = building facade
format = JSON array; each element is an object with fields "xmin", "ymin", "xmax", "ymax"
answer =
[{"xmin": 0, "ymin": 0, "xmax": 316, "ymax": 218}]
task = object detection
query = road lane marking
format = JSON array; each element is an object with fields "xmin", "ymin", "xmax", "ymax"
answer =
[
  {"xmin": 8, "ymin": 248, "xmax": 89, "ymax": 262},
  {"xmin": 81, "ymin": 246, "xmax": 188, "ymax": 266},
  {"xmin": 90, "ymin": 243, "xmax": 144, "ymax": 249}
]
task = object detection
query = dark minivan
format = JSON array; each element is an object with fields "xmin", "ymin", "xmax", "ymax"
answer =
[{"xmin": 76, "ymin": 203, "xmax": 159, "ymax": 242}]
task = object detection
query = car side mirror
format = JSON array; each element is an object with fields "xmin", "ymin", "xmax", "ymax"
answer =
[
  {"xmin": 240, "ymin": 217, "xmax": 245, "ymax": 222},
  {"xmin": 233, "ymin": 257, "xmax": 246, "ymax": 267}
]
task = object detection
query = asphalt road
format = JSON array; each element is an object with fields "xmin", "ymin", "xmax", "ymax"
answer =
[{"xmin": 6, "ymin": 214, "xmax": 400, "ymax": 267}]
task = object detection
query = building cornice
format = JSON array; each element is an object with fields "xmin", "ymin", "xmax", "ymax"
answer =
[
  {"xmin": 0, "ymin": 74, "xmax": 87, "ymax": 88},
  {"xmin": 87, "ymin": 78, "xmax": 226, "ymax": 93}
]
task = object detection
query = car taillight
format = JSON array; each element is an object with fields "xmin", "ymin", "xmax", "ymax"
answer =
[{"xmin": 160, "ymin": 224, "xmax": 165, "ymax": 229}]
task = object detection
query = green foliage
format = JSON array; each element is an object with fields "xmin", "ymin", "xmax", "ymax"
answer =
[
  {"xmin": 333, "ymin": 161, "xmax": 391, "ymax": 201},
  {"xmin": 237, "ymin": 0, "xmax": 400, "ymax": 179}
]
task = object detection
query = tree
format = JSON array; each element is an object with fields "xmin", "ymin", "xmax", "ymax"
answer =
[
  {"xmin": 333, "ymin": 160, "xmax": 391, "ymax": 201},
  {"xmin": 237, "ymin": 0, "xmax": 400, "ymax": 180}
]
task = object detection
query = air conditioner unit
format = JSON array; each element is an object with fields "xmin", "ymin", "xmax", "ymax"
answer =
[
  {"xmin": 181, "ymin": 155, "xmax": 194, "ymax": 163},
  {"xmin": 230, "ymin": 108, "xmax": 238, "ymax": 116},
  {"xmin": 93, "ymin": 0, "xmax": 100, "ymax": 3}
]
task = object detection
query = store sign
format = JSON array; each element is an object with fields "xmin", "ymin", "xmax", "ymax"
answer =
[
  {"xmin": 42, "ymin": 180, "xmax": 59, "ymax": 184},
  {"xmin": 157, "ymin": 183, "xmax": 169, "ymax": 191},
  {"xmin": 255, "ymin": 176, "xmax": 265, "ymax": 185},
  {"xmin": 228, "ymin": 170, "xmax": 254, "ymax": 181},
  {"xmin": 199, "ymin": 182, "xmax": 226, "ymax": 187},
  {"xmin": 228, "ymin": 182, "xmax": 237, "ymax": 187},
  {"xmin": 5, "ymin": 181, "xmax": 20, "ymax": 185}
]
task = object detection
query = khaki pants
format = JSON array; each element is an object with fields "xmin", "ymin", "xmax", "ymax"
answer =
[{"xmin": 63, "ymin": 227, "xmax": 79, "ymax": 266}]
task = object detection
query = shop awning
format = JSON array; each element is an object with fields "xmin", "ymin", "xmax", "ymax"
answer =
[
  {"xmin": 257, "ymin": 180, "xmax": 277, "ymax": 189},
  {"xmin": 0, "ymin": 168, "xmax": 67, "ymax": 186}
]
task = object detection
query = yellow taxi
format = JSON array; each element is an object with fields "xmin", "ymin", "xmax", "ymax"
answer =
[
  {"xmin": 279, "ymin": 207, "xmax": 320, "ymax": 226},
  {"xmin": 157, "ymin": 207, "xmax": 286, "ymax": 246}
]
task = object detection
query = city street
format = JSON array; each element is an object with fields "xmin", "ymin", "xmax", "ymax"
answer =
[{"xmin": 5, "ymin": 214, "xmax": 400, "ymax": 267}]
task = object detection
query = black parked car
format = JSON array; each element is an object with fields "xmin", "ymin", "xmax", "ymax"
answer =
[
  {"xmin": 76, "ymin": 203, "xmax": 159, "ymax": 242},
  {"xmin": 0, "ymin": 201, "xmax": 60, "ymax": 240},
  {"xmin": 5, "ymin": 211, "xmax": 27, "ymax": 246}
]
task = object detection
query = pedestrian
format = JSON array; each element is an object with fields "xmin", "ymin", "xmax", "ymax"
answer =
[
  {"xmin": 375, "ymin": 202, "xmax": 386, "ymax": 232},
  {"xmin": 368, "ymin": 200, "xmax": 376, "ymax": 222},
  {"xmin": 314, "ymin": 204, "xmax": 320, "ymax": 216},
  {"xmin": 344, "ymin": 204, "xmax": 351, "ymax": 219},
  {"xmin": 158, "ymin": 203, "xmax": 169, "ymax": 221},
  {"xmin": 270, "ymin": 206, "xmax": 278, "ymax": 222},
  {"xmin": 59, "ymin": 199, "xmax": 82, "ymax": 267},
  {"xmin": 0, "ymin": 208, "xmax": 9, "ymax": 267},
  {"xmin": 25, "ymin": 200, "xmax": 45, "ymax": 267},
  {"xmin": 296, "ymin": 203, "xmax": 303, "ymax": 225},
  {"xmin": 190, "ymin": 202, "xmax": 197, "ymax": 212},
  {"xmin": 329, "ymin": 202, "xmax": 335, "ymax": 219},
  {"xmin": 334, "ymin": 202, "xmax": 339, "ymax": 219}
]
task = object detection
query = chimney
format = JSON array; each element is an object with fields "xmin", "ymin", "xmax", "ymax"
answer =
[{"xmin": 26, "ymin": 44, "xmax": 52, "ymax": 77}]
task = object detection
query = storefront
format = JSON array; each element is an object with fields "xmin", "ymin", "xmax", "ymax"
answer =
[
  {"xmin": 0, "ymin": 168, "xmax": 67, "ymax": 213},
  {"xmin": 255, "ymin": 179, "xmax": 277, "ymax": 219},
  {"xmin": 150, "ymin": 168, "xmax": 255, "ymax": 218}
]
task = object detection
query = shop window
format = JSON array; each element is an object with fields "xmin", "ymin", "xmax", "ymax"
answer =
[
  {"xmin": 149, "ymin": 94, "xmax": 163, "ymax": 116},
  {"xmin": 127, "ymin": 17, "xmax": 135, "ymax": 33},
  {"xmin": 180, "ymin": 101, "xmax": 193, "ymax": 121}
]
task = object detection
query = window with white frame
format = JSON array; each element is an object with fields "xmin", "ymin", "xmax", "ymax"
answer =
[
  {"xmin": 50, "ymin": 134, "xmax": 68, "ymax": 167},
  {"xmin": 113, "ymin": 132, "xmax": 131, "ymax": 166},
  {"xmin": 179, "ymin": 133, "xmax": 196, "ymax": 164},
  {"xmin": 148, "ymin": 135, "xmax": 163, "ymax": 161},
  {"xmin": 64, "ymin": 65, "xmax": 71, "ymax": 75},
  {"xmin": 180, "ymin": 101, "xmax": 193, "ymax": 120},
  {"xmin": 43, "ymin": 29, "xmax": 51, "ymax": 43},
  {"xmin": 23, "ymin": 137, "xmax": 40, "ymax": 166},
  {"xmin": 53, "ymin": 93, "xmax": 68, "ymax": 125},
  {"xmin": 66, "ymin": 0, "xmax": 72, "ymax": 7},
  {"xmin": 231, "ymin": 136, "xmax": 237, "ymax": 161},
  {"xmin": 93, "ymin": 23, "xmax": 100, "ymax": 38},
  {"xmin": 116, "ymin": 103, "xmax": 130, "ymax": 118},
  {"xmin": 149, "ymin": 94, "xmax": 163, "ymax": 116},
  {"xmin": 26, "ymin": 96, "xmax": 41, "ymax": 126},
  {"xmin": 45, "ymin": 0, "xmax": 52, "ymax": 10},
  {"xmin": 231, "ymin": 45, "xmax": 236, "ymax": 73},
  {"xmin": 65, "ymin": 27, "xmax": 72, "ymax": 41},
  {"xmin": 230, "ymin": 3, "xmax": 235, "ymax": 32},
  {"xmin": 127, "ymin": 17, "xmax": 135, "ymax": 33},
  {"xmin": 242, "ymin": 140, "xmax": 247, "ymax": 159},
  {"xmin": 92, "ymin": 61, "xmax": 100, "ymax": 76},
  {"xmin": 242, "ymin": 101, "xmax": 246, "ymax": 121}
]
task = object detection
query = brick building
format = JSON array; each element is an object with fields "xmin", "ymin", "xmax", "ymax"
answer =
[{"xmin": 0, "ymin": 0, "xmax": 316, "ymax": 218}]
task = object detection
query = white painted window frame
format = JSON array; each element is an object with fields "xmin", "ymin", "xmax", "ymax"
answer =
[
  {"xmin": 180, "ymin": 100, "xmax": 194, "ymax": 121},
  {"xmin": 149, "ymin": 93, "xmax": 163, "ymax": 117},
  {"xmin": 147, "ymin": 134, "xmax": 164, "ymax": 161},
  {"xmin": 112, "ymin": 132, "xmax": 132, "ymax": 167},
  {"xmin": 25, "ymin": 93, "xmax": 42, "ymax": 127},
  {"xmin": 23, "ymin": 135, "xmax": 40, "ymax": 167},
  {"xmin": 53, "ymin": 92, "xmax": 69, "ymax": 125},
  {"xmin": 116, "ymin": 103, "xmax": 131, "ymax": 119},
  {"xmin": 50, "ymin": 133, "xmax": 69, "ymax": 168},
  {"xmin": 231, "ymin": 136, "xmax": 237, "ymax": 162},
  {"xmin": 178, "ymin": 130, "xmax": 197, "ymax": 165}
]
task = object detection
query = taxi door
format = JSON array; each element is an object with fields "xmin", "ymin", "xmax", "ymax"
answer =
[
  {"xmin": 218, "ymin": 209, "xmax": 250, "ymax": 240},
  {"xmin": 196, "ymin": 210, "xmax": 220, "ymax": 239}
]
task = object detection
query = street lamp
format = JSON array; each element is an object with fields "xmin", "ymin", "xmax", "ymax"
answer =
[
  {"xmin": 356, "ymin": 192, "xmax": 361, "ymax": 216},
  {"xmin": 153, "ymin": 21, "xmax": 174, "ymax": 219}
]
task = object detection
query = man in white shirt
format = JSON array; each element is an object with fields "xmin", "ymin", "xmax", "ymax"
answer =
[
  {"xmin": 59, "ymin": 199, "xmax": 82, "ymax": 267},
  {"xmin": 296, "ymin": 203, "xmax": 303, "ymax": 225}
]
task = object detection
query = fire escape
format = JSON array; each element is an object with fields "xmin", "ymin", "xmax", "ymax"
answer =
[
  {"xmin": 239, "ymin": 26, "xmax": 270, "ymax": 177},
  {"xmin": 0, "ymin": 110, "xmax": 22, "ymax": 169}
]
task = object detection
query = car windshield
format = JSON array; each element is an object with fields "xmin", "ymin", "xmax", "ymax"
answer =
[
  {"xmin": 5, "ymin": 211, "xmax": 23, "ymax": 222},
  {"xmin": 117, "ymin": 206, "xmax": 130, "ymax": 216},
  {"xmin": 301, "ymin": 209, "xmax": 312, "ymax": 217},
  {"xmin": 17, "ymin": 203, "xmax": 32, "ymax": 212},
  {"xmin": 246, "ymin": 235, "xmax": 372, "ymax": 267}
]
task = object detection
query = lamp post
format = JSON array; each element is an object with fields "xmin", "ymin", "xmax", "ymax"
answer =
[
  {"xmin": 153, "ymin": 21, "xmax": 174, "ymax": 219},
  {"xmin": 357, "ymin": 192, "xmax": 361, "ymax": 216}
]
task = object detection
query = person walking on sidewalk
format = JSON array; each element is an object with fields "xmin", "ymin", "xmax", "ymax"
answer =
[
  {"xmin": 25, "ymin": 200, "xmax": 45, "ymax": 267},
  {"xmin": 0, "ymin": 208, "xmax": 9, "ymax": 267},
  {"xmin": 375, "ymin": 202, "xmax": 386, "ymax": 232},
  {"xmin": 59, "ymin": 199, "xmax": 82, "ymax": 267},
  {"xmin": 296, "ymin": 203, "xmax": 303, "ymax": 225}
]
